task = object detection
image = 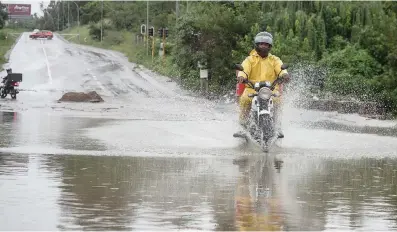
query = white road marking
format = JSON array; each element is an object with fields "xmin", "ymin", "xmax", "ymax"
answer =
[
  {"xmin": 85, "ymin": 64, "xmax": 113, "ymax": 97},
  {"xmin": 41, "ymin": 39, "xmax": 53, "ymax": 84},
  {"xmin": 92, "ymin": 74, "xmax": 106, "ymax": 91}
]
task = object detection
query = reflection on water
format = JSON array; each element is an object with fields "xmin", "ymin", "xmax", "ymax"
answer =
[
  {"xmin": 0, "ymin": 112, "xmax": 19, "ymax": 147},
  {"xmin": 233, "ymin": 156, "xmax": 285, "ymax": 231},
  {"xmin": 289, "ymin": 157, "xmax": 397, "ymax": 231},
  {"xmin": 1, "ymin": 153, "xmax": 397, "ymax": 230},
  {"xmin": 0, "ymin": 111, "xmax": 109, "ymax": 151},
  {"xmin": 0, "ymin": 153, "xmax": 60, "ymax": 230},
  {"xmin": 0, "ymin": 153, "xmax": 28, "ymax": 176},
  {"xmin": 44, "ymin": 154, "xmax": 237, "ymax": 231}
]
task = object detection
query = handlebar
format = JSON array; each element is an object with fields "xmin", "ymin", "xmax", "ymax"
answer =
[
  {"xmin": 242, "ymin": 76, "xmax": 284, "ymax": 91},
  {"xmin": 236, "ymin": 63, "xmax": 288, "ymax": 91},
  {"xmin": 242, "ymin": 78, "xmax": 255, "ymax": 89}
]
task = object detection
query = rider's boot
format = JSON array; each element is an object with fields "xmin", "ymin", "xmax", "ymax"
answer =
[
  {"xmin": 233, "ymin": 131, "xmax": 247, "ymax": 138},
  {"xmin": 277, "ymin": 130, "xmax": 284, "ymax": 139},
  {"xmin": 233, "ymin": 119, "xmax": 249, "ymax": 138},
  {"xmin": 274, "ymin": 108, "xmax": 284, "ymax": 139}
]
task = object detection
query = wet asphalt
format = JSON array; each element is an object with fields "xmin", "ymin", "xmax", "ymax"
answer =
[{"xmin": 1, "ymin": 33, "xmax": 397, "ymax": 231}]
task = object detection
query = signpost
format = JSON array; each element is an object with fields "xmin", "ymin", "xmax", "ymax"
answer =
[
  {"xmin": 198, "ymin": 61, "xmax": 209, "ymax": 96},
  {"xmin": 7, "ymin": 4, "xmax": 31, "ymax": 18},
  {"xmin": 157, "ymin": 28, "xmax": 169, "ymax": 66}
]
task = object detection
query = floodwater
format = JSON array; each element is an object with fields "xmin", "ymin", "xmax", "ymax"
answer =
[{"xmin": 2, "ymin": 151, "xmax": 397, "ymax": 230}]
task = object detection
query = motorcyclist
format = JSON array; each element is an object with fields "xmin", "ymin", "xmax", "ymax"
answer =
[
  {"xmin": 2, "ymin": 68, "xmax": 12, "ymax": 86},
  {"xmin": 236, "ymin": 31, "xmax": 290, "ymax": 138}
]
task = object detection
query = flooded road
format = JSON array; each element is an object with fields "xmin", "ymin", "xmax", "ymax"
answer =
[
  {"xmin": 1, "ymin": 33, "xmax": 397, "ymax": 231},
  {"xmin": 2, "ymin": 152, "xmax": 397, "ymax": 230}
]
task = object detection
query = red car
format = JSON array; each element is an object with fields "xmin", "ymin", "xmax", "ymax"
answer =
[{"xmin": 29, "ymin": 30, "xmax": 53, "ymax": 40}]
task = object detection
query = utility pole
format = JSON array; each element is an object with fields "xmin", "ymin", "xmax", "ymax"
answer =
[
  {"xmin": 57, "ymin": 3, "xmax": 60, "ymax": 31},
  {"xmin": 176, "ymin": 0, "xmax": 179, "ymax": 19},
  {"xmin": 146, "ymin": 1, "xmax": 149, "ymax": 55},
  {"xmin": 60, "ymin": 0, "xmax": 63, "ymax": 31},
  {"xmin": 101, "ymin": 0, "xmax": 103, "ymax": 42},
  {"xmin": 63, "ymin": 0, "xmax": 66, "ymax": 30},
  {"xmin": 72, "ymin": 1, "xmax": 80, "ymax": 41},
  {"xmin": 68, "ymin": 1, "xmax": 70, "ymax": 28}
]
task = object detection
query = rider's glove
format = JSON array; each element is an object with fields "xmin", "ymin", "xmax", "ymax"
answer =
[
  {"xmin": 280, "ymin": 73, "xmax": 291, "ymax": 83},
  {"xmin": 237, "ymin": 76, "xmax": 246, "ymax": 83}
]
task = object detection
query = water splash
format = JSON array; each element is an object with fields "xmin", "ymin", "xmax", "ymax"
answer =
[{"xmin": 281, "ymin": 62, "xmax": 329, "ymax": 128}]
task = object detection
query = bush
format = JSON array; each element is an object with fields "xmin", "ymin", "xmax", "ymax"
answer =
[
  {"xmin": 88, "ymin": 22, "xmax": 103, "ymax": 41},
  {"xmin": 104, "ymin": 31, "xmax": 124, "ymax": 45},
  {"xmin": 0, "ymin": 31, "xmax": 6, "ymax": 40},
  {"xmin": 88, "ymin": 22, "xmax": 112, "ymax": 41},
  {"xmin": 320, "ymin": 44, "xmax": 382, "ymax": 101}
]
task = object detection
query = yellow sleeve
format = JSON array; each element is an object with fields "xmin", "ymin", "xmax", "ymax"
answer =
[
  {"xmin": 237, "ymin": 57, "xmax": 251, "ymax": 79},
  {"xmin": 274, "ymin": 56, "xmax": 288, "ymax": 76}
]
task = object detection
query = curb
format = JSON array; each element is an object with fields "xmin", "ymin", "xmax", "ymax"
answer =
[{"xmin": 2, "ymin": 32, "xmax": 23, "ymax": 70}]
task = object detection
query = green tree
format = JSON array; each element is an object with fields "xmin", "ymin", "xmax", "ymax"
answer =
[{"xmin": 0, "ymin": 1, "xmax": 8, "ymax": 29}]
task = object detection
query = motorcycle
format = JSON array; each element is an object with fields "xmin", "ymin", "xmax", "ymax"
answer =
[
  {"xmin": 233, "ymin": 63, "xmax": 288, "ymax": 152},
  {"xmin": 0, "ymin": 73, "xmax": 22, "ymax": 99}
]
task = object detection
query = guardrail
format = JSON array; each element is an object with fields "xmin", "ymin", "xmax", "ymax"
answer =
[
  {"xmin": 56, "ymin": 33, "xmax": 80, "ymax": 43},
  {"xmin": 5, "ymin": 33, "xmax": 22, "ymax": 40}
]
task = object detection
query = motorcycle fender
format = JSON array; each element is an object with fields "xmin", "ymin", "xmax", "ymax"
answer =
[{"xmin": 259, "ymin": 110, "xmax": 271, "ymax": 115}]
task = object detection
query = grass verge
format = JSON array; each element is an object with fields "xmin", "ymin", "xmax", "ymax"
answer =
[{"xmin": 0, "ymin": 28, "xmax": 26, "ymax": 69}]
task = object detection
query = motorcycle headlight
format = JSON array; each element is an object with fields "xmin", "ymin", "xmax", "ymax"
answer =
[{"xmin": 258, "ymin": 88, "xmax": 272, "ymax": 100}]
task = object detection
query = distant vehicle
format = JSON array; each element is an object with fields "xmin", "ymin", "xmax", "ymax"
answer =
[{"xmin": 29, "ymin": 30, "xmax": 53, "ymax": 40}]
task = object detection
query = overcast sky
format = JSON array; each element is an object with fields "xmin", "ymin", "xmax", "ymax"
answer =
[{"xmin": 2, "ymin": 0, "xmax": 50, "ymax": 16}]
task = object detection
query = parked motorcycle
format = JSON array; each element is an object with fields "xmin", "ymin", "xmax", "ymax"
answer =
[
  {"xmin": 0, "ymin": 73, "xmax": 22, "ymax": 99},
  {"xmin": 233, "ymin": 63, "xmax": 288, "ymax": 152}
]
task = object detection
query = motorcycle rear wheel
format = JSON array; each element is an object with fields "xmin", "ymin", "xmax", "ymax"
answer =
[{"xmin": 0, "ymin": 87, "xmax": 6, "ymax": 99}]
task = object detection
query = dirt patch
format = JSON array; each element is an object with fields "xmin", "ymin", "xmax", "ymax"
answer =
[{"xmin": 58, "ymin": 91, "xmax": 104, "ymax": 103}]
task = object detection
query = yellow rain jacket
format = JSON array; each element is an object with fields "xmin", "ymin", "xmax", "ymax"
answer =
[
  {"xmin": 238, "ymin": 49, "xmax": 288, "ymax": 123},
  {"xmin": 237, "ymin": 49, "xmax": 288, "ymax": 92}
]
